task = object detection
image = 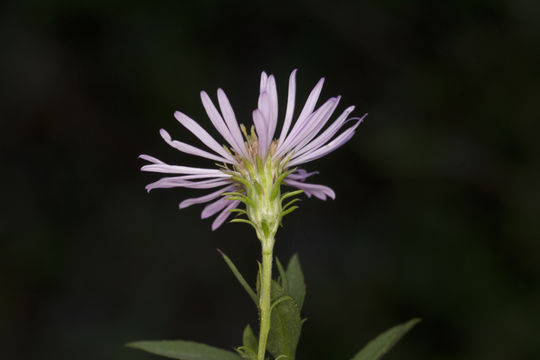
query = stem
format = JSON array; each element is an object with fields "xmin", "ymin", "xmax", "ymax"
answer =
[{"xmin": 257, "ymin": 238, "xmax": 274, "ymax": 360}]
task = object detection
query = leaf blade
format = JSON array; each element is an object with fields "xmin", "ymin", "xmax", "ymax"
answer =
[
  {"xmin": 217, "ymin": 249, "xmax": 258, "ymax": 306},
  {"xmin": 266, "ymin": 280, "xmax": 302, "ymax": 360},
  {"xmin": 126, "ymin": 340, "xmax": 242, "ymax": 360},
  {"xmin": 285, "ymin": 254, "xmax": 306, "ymax": 311},
  {"xmin": 350, "ymin": 318, "xmax": 421, "ymax": 360}
]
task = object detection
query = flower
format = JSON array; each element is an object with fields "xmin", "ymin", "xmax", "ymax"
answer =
[{"xmin": 140, "ymin": 70, "xmax": 366, "ymax": 231}]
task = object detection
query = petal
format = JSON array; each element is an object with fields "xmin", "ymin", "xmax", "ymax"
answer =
[
  {"xmin": 217, "ymin": 89, "xmax": 249, "ymax": 158},
  {"xmin": 265, "ymin": 75, "xmax": 278, "ymax": 143},
  {"xmin": 276, "ymin": 97, "xmax": 338, "ymax": 158},
  {"xmin": 179, "ymin": 185, "xmax": 236, "ymax": 209},
  {"xmin": 284, "ymin": 179, "xmax": 336, "ymax": 200},
  {"xmin": 260, "ymin": 71, "xmax": 268, "ymax": 94},
  {"xmin": 257, "ymin": 92, "xmax": 274, "ymax": 151},
  {"xmin": 295, "ymin": 77, "xmax": 325, "ymax": 126},
  {"xmin": 201, "ymin": 196, "xmax": 231, "ymax": 219},
  {"xmin": 252, "ymin": 109, "xmax": 268, "ymax": 159},
  {"xmin": 173, "ymin": 111, "xmax": 236, "ymax": 163},
  {"xmin": 284, "ymin": 97, "xmax": 340, "ymax": 156},
  {"xmin": 289, "ymin": 96, "xmax": 341, "ymax": 154},
  {"xmin": 292, "ymin": 108, "xmax": 360, "ymax": 160},
  {"xmin": 145, "ymin": 177, "xmax": 231, "ymax": 192},
  {"xmin": 160, "ymin": 128, "xmax": 231, "ymax": 163},
  {"xmin": 277, "ymin": 69, "xmax": 297, "ymax": 148},
  {"xmin": 288, "ymin": 119, "xmax": 361, "ymax": 167},
  {"xmin": 286, "ymin": 169, "xmax": 319, "ymax": 181},
  {"xmin": 141, "ymin": 161, "xmax": 225, "ymax": 175},
  {"xmin": 212, "ymin": 200, "xmax": 240, "ymax": 231},
  {"xmin": 139, "ymin": 154, "xmax": 165, "ymax": 164},
  {"xmin": 200, "ymin": 91, "xmax": 244, "ymax": 156}
]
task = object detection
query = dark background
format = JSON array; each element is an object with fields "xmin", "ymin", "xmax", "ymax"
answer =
[{"xmin": 1, "ymin": 0, "xmax": 539, "ymax": 359}]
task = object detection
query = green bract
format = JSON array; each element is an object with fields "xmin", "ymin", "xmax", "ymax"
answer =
[{"xmin": 226, "ymin": 153, "xmax": 300, "ymax": 243}]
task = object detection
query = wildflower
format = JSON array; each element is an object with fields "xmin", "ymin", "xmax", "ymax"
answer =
[{"xmin": 140, "ymin": 70, "xmax": 366, "ymax": 231}]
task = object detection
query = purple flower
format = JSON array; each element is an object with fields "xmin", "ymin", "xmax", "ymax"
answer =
[{"xmin": 140, "ymin": 70, "xmax": 366, "ymax": 230}]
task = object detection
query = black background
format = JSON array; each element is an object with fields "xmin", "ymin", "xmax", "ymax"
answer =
[{"xmin": 2, "ymin": 0, "xmax": 540, "ymax": 359}]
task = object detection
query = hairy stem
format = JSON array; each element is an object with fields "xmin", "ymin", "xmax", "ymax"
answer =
[{"xmin": 257, "ymin": 238, "xmax": 274, "ymax": 360}]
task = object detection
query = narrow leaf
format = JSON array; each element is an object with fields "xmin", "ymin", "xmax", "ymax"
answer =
[
  {"xmin": 350, "ymin": 318, "xmax": 421, "ymax": 360},
  {"xmin": 231, "ymin": 175, "xmax": 251, "ymax": 188},
  {"xmin": 255, "ymin": 261, "xmax": 262, "ymax": 299},
  {"xmin": 275, "ymin": 257, "xmax": 288, "ymax": 290},
  {"xmin": 282, "ymin": 198, "xmax": 301, "ymax": 211},
  {"xmin": 281, "ymin": 190, "xmax": 303, "ymax": 202},
  {"xmin": 242, "ymin": 324, "xmax": 258, "ymax": 355},
  {"xmin": 217, "ymin": 249, "xmax": 258, "ymax": 306},
  {"xmin": 230, "ymin": 218, "xmax": 257, "ymax": 231},
  {"xmin": 236, "ymin": 347, "xmax": 256, "ymax": 360},
  {"xmin": 271, "ymin": 168, "xmax": 295, "ymax": 200},
  {"xmin": 285, "ymin": 254, "xmax": 306, "ymax": 311},
  {"xmin": 279, "ymin": 206, "xmax": 299, "ymax": 219},
  {"xmin": 270, "ymin": 296, "xmax": 293, "ymax": 313},
  {"xmin": 126, "ymin": 340, "xmax": 241, "ymax": 360}
]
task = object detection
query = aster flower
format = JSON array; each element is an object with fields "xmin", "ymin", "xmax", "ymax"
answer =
[{"xmin": 140, "ymin": 70, "xmax": 366, "ymax": 231}]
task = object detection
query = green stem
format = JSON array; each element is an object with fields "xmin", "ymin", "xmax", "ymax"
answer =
[{"xmin": 257, "ymin": 238, "xmax": 274, "ymax": 360}]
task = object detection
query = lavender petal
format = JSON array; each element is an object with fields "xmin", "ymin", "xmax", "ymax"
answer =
[
  {"xmin": 179, "ymin": 185, "xmax": 235, "ymax": 209},
  {"xmin": 284, "ymin": 179, "xmax": 336, "ymax": 200},
  {"xmin": 276, "ymin": 97, "xmax": 337, "ymax": 158},
  {"xmin": 201, "ymin": 196, "xmax": 231, "ymax": 219},
  {"xmin": 259, "ymin": 71, "xmax": 268, "ymax": 94},
  {"xmin": 211, "ymin": 200, "xmax": 240, "ymax": 231},
  {"xmin": 160, "ymin": 128, "xmax": 231, "ymax": 163},
  {"xmin": 145, "ymin": 177, "xmax": 231, "ymax": 192},
  {"xmin": 265, "ymin": 75, "xmax": 278, "ymax": 143},
  {"xmin": 288, "ymin": 120, "xmax": 361, "ymax": 167},
  {"xmin": 252, "ymin": 109, "xmax": 268, "ymax": 159},
  {"xmin": 217, "ymin": 89, "xmax": 249, "ymax": 158},
  {"xmin": 290, "ymin": 96, "xmax": 341, "ymax": 152},
  {"xmin": 277, "ymin": 69, "xmax": 297, "ymax": 148},
  {"xmin": 296, "ymin": 77, "xmax": 325, "ymax": 125},
  {"xmin": 257, "ymin": 91, "xmax": 276, "ymax": 151},
  {"xmin": 200, "ymin": 91, "xmax": 243, "ymax": 155},
  {"xmin": 141, "ymin": 160, "xmax": 226, "ymax": 175},
  {"xmin": 293, "ymin": 109, "xmax": 362, "ymax": 159},
  {"xmin": 174, "ymin": 111, "xmax": 236, "ymax": 163},
  {"xmin": 285, "ymin": 97, "xmax": 340, "ymax": 156},
  {"xmin": 139, "ymin": 154, "xmax": 165, "ymax": 164},
  {"xmin": 286, "ymin": 168, "xmax": 319, "ymax": 181}
]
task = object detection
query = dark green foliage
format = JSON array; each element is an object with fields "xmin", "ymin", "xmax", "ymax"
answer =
[
  {"xmin": 350, "ymin": 319, "xmax": 421, "ymax": 360},
  {"xmin": 285, "ymin": 255, "xmax": 306, "ymax": 311},
  {"xmin": 126, "ymin": 340, "xmax": 241, "ymax": 360}
]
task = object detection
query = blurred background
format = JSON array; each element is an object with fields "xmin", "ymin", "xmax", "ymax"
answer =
[{"xmin": 1, "ymin": 0, "xmax": 539, "ymax": 359}]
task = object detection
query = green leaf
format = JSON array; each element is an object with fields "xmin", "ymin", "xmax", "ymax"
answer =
[
  {"xmin": 279, "ymin": 206, "xmax": 299, "ymax": 219},
  {"xmin": 275, "ymin": 257, "xmax": 288, "ymax": 291},
  {"xmin": 285, "ymin": 254, "xmax": 306, "ymax": 311},
  {"xmin": 255, "ymin": 261, "xmax": 262, "ymax": 299},
  {"xmin": 217, "ymin": 249, "xmax": 258, "ymax": 306},
  {"xmin": 350, "ymin": 318, "xmax": 421, "ymax": 360},
  {"xmin": 282, "ymin": 198, "xmax": 301, "ymax": 211},
  {"xmin": 126, "ymin": 340, "xmax": 241, "ymax": 360},
  {"xmin": 280, "ymin": 190, "xmax": 303, "ymax": 202},
  {"xmin": 266, "ymin": 280, "xmax": 302, "ymax": 360},
  {"xmin": 242, "ymin": 324, "xmax": 258, "ymax": 356}
]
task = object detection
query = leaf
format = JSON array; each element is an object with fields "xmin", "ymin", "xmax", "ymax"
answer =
[
  {"xmin": 126, "ymin": 340, "xmax": 242, "ymax": 360},
  {"xmin": 242, "ymin": 324, "xmax": 258, "ymax": 355},
  {"xmin": 350, "ymin": 318, "xmax": 421, "ymax": 360},
  {"xmin": 266, "ymin": 280, "xmax": 302, "ymax": 360},
  {"xmin": 275, "ymin": 257, "xmax": 288, "ymax": 290},
  {"xmin": 285, "ymin": 254, "xmax": 306, "ymax": 311},
  {"xmin": 217, "ymin": 249, "xmax": 258, "ymax": 306}
]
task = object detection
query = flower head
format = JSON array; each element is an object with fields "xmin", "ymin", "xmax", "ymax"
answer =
[{"xmin": 140, "ymin": 70, "xmax": 366, "ymax": 232}]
